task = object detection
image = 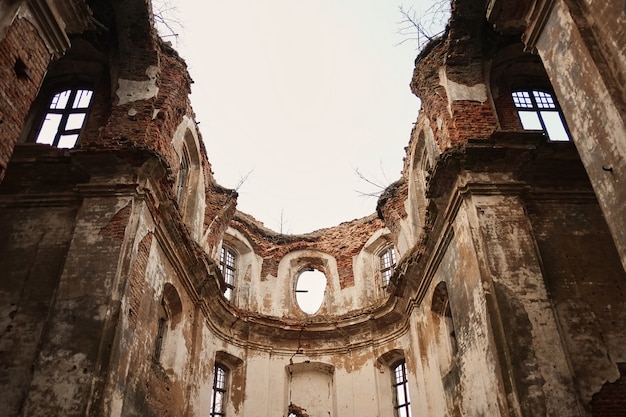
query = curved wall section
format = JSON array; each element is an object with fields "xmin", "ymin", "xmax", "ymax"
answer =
[{"xmin": 2, "ymin": 0, "xmax": 626, "ymax": 416}]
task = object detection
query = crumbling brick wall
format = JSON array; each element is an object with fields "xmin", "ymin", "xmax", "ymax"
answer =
[
  {"xmin": 231, "ymin": 212, "xmax": 384, "ymax": 289},
  {"xmin": 0, "ymin": 17, "xmax": 50, "ymax": 180},
  {"xmin": 410, "ymin": 0, "xmax": 497, "ymax": 150}
]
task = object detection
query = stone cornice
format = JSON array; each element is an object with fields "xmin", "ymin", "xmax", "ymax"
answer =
[
  {"xmin": 26, "ymin": 0, "xmax": 71, "ymax": 57},
  {"xmin": 399, "ymin": 130, "xmax": 592, "ymax": 310},
  {"xmin": 522, "ymin": 0, "xmax": 556, "ymax": 53}
]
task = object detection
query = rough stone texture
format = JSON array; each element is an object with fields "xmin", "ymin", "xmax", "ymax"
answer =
[
  {"xmin": 231, "ymin": 212, "xmax": 384, "ymax": 289},
  {"xmin": 535, "ymin": 0, "xmax": 626, "ymax": 271},
  {"xmin": 0, "ymin": 0, "xmax": 624, "ymax": 416},
  {"xmin": 0, "ymin": 17, "xmax": 50, "ymax": 181}
]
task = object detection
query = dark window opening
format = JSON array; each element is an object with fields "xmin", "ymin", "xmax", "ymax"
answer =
[
  {"xmin": 380, "ymin": 246, "xmax": 397, "ymax": 287},
  {"xmin": 512, "ymin": 90, "xmax": 570, "ymax": 141},
  {"xmin": 210, "ymin": 364, "xmax": 228, "ymax": 417},
  {"xmin": 153, "ymin": 315, "xmax": 167, "ymax": 362},
  {"xmin": 444, "ymin": 302, "xmax": 458, "ymax": 358},
  {"xmin": 392, "ymin": 360, "xmax": 413, "ymax": 417},
  {"xmin": 34, "ymin": 87, "xmax": 93, "ymax": 148},
  {"xmin": 220, "ymin": 245, "xmax": 236, "ymax": 300},
  {"xmin": 14, "ymin": 57, "xmax": 29, "ymax": 79},
  {"xmin": 287, "ymin": 403, "xmax": 308, "ymax": 417}
]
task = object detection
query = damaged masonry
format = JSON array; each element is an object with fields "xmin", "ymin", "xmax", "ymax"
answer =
[{"xmin": 0, "ymin": 0, "xmax": 625, "ymax": 416}]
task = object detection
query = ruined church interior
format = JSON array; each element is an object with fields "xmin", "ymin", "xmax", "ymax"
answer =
[{"xmin": 1, "ymin": 0, "xmax": 625, "ymax": 416}]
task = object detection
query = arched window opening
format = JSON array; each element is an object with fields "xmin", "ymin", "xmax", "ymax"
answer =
[
  {"xmin": 295, "ymin": 268, "xmax": 327, "ymax": 315},
  {"xmin": 210, "ymin": 364, "xmax": 228, "ymax": 417},
  {"xmin": 153, "ymin": 283, "xmax": 182, "ymax": 365},
  {"xmin": 512, "ymin": 89, "xmax": 570, "ymax": 141},
  {"xmin": 153, "ymin": 299, "xmax": 169, "ymax": 362},
  {"xmin": 380, "ymin": 246, "xmax": 397, "ymax": 287},
  {"xmin": 392, "ymin": 360, "xmax": 413, "ymax": 417},
  {"xmin": 33, "ymin": 87, "xmax": 94, "ymax": 148},
  {"xmin": 432, "ymin": 281, "xmax": 458, "ymax": 372},
  {"xmin": 220, "ymin": 245, "xmax": 237, "ymax": 301},
  {"xmin": 176, "ymin": 145, "xmax": 190, "ymax": 205}
]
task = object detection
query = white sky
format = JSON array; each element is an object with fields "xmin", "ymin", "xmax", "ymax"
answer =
[{"xmin": 157, "ymin": 1, "xmax": 445, "ymax": 234}]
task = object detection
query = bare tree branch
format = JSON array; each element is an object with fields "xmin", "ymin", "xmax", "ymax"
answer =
[
  {"xmin": 152, "ymin": 0, "xmax": 183, "ymax": 44},
  {"xmin": 233, "ymin": 169, "xmax": 253, "ymax": 192},
  {"xmin": 396, "ymin": 2, "xmax": 450, "ymax": 50},
  {"xmin": 353, "ymin": 166, "xmax": 391, "ymax": 198}
]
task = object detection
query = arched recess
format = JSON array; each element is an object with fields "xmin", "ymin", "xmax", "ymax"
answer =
[
  {"xmin": 213, "ymin": 351, "xmax": 245, "ymax": 416},
  {"xmin": 377, "ymin": 349, "xmax": 407, "ymax": 370},
  {"xmin": 162, "ymin": 282, "xmax": 183, "ymax": 325},
  {"xmin": 431, "ymin": 281, "xmax": 458, "ymax": 375},
  {"xmin": 155, "ymin": 282, "xmax": 185, "ymax": 373},
  {"xmin": 286, "ymin": 362, "xmax": 336, "ymax": 417},
  {"xmin": 171, "ymin": 116, "xmax": 205, "ymax": 240},
  {"xmin": 360, "ymin": 228, "xmax": 398, "ymax": 297},
  {"xmin": 218, "ymin": 227, "xmax": 258, "ymax": 306},
  {"xmin": 376, "ymin": 349, "xmax": 414, "ymax": 417},
  {"xmin": 278, "ymin": 250, "xmax": 338, "ymax": 317},
  {"xmin": 407, "ymin": 122, "xmax": 439, "ymax": 241}
]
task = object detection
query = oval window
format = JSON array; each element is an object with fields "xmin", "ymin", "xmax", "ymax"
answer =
[{"xmin": 295, "ymin": 269, "xmax": 327, "ymax": 314}]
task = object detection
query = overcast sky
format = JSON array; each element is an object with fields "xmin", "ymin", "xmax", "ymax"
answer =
[{"xmin": 156, "ymin": 0, "xmax": 446, "ymax": 234}]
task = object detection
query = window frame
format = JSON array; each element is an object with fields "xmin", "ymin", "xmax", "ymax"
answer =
[
  {"xmin": 210, "ymin": 364, "xmax": 228, "ymax": 417},
  {"xmin": 379, "ymin": 245, "xmax": 397, "ymax": 288},
  {"xmin": 153, "ymin": 300, "xmax": 169, "ymax": 363},
  {"xmin": 219, "ymin": 245, "xmax": 237, "ymax": 301},
  {"xmin": 391, "ymin": 360, "xmax": 413, "ymax": 417},
  {"xmin": 31, "ymin": 85, "xmax": 94, "ymax": 148},
  {"xmin": 511, "ymin": 89, "xmax": 570, "ymax": 142},
  {"xmin": 176, "ymin": 145, "xmax": 190, "ymax": 205}
]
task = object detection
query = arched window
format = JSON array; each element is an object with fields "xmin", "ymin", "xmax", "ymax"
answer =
[
  {"xmin": 210, "ymin": 364, "xmax": 228, "ymax": 417},
  {"xmin": 219, "ymin": 245, "xmax": 237, "ymax": 300},
  {"xmin": 210, "ymin": 351, "xmax": 244, "ymax": 417},
  {"xmin": 176, "ymin": 144, "xmax": 190, "ymax": 205},
  {"xmin": 32, "ymin": 86, "xmax": 94, "ymax": 148},
  {"xmin": 391, "ymin": 360, "xmax": 413, "ymax": 417},
  {"xmin": 432, "ymin": 281, "xmax": 458, "ymax": 373},
  {"xmin": 511, "ymin": 89, "xmax": 570, "ymax": 141},
  {"xmin": 153, "ymin": 283, "xmax": 182, "ymax": 365},
  {"xmin": 380, "ymin": 246, "xmax": 397, "ymax": 287},
  {"xmin": 153, "ymin": 299, "xmax": 168, "ymax": 362}
]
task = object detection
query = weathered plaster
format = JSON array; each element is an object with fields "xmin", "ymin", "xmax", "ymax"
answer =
[
  {"xmin": 116, "ymin": 65, "xmax": 160, "ymax": 105},
  {"xmin": 439, "ymin": 67, "xmax": 488, "ymax": 115}
]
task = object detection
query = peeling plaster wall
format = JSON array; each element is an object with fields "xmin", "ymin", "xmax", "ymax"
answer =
[
  {"xmin": 528, "ymin": 199, "xmax": 626, "ymax": 404},
  {"xmin": 198, "ymin": 343, "xmax": 410, "ymax": 417},
  {"xmin": 0, "ymin": 203, "xmax": 79, "ymax": 416},
  {"xmin": 470, "ymin": 193, "xmax": 580, "ymax": 416},
  {"xmin": 411, "ymin": 205, "xmax": 505, "ymax": 417},
  {"xmin": 0, "ymin": 0, "xmax": 625, "ymax": 416},
  {"xmin": 227, "ymin": 214, "xmax": 391, "ymax": 319},
  {"xmin": 536, "ymin": 0, "xmax": 626, "ymax": 270}
]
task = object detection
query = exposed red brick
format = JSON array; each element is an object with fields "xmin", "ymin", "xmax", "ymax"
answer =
[
  {"xmin": 591, "ymin": 364, "xmax": 626, "ymax": 417},
  {"xmin": 127, "ymin": 232, "xmax": 153, "ymax": 329},
  {"xmin": 99, "ymin": 202, "xmax": 133, "ymax": 241},
  {"xmin": 231, "ymin": 212, "xmax": 384, "ymax": 289},
  {"xmin": 0, "ymin": 18, "xmax": 50, "ymax": 180}
]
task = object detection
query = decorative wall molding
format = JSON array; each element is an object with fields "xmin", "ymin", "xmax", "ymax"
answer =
[{"xmin": 26, "ymin": 0, "xmax": 70, "ymax": 56}]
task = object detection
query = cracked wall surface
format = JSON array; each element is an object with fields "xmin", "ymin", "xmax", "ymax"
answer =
[{"xmin": 0, "ymin": 0, "xmax": 624, "ymax": 416}]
